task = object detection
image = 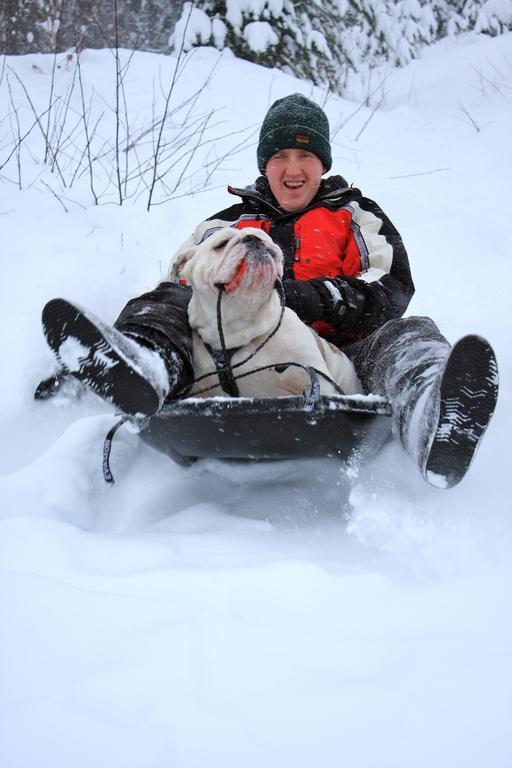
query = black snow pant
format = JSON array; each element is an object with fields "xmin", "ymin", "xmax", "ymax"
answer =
[
  {"xmin": 343, "ymin": 316, "xmax": 450, "ymax": 446},
  {"xmin": 115, "ymin": 283, "xmax": 451, "ymax": 448},
  {"xmin": 114, "ymin": 282, "xmax": 195, "ymax": 399}
]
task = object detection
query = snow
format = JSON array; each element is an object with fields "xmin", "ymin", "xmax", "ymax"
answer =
[
  {"xmin": 57, "ymin": 337, "xmax": 93, "ymax": 371},
  {"xmin": 172, "ymin": 3, "xmax": 213, "ymax": 51},
  {"xmin": 1, "ymin": 31, "xmax": 512, "ymax": 767},
  {"xmin": 243, "ymin": 21, "xmax": 279, "ymax": 53}
]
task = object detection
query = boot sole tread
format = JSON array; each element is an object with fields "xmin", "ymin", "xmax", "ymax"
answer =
[
  {"xmin": 42, "ymin": 299, "xmax": 159, "ymax": 417},
  {"xmin": 424, "ymin": 335, "xmax": 498, "ymax": 488}
]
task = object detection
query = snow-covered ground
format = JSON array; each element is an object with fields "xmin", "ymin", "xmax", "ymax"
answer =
[{"xmin": 1, "ymin": 32, "xmax": 511, "ymax": 768}]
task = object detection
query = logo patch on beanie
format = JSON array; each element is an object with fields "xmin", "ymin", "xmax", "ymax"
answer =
[{"xmin": 295, "ymin": 134, "xmax": 310, "ymax": 144}]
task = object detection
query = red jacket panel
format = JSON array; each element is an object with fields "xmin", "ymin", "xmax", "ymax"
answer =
[{"xmin": 234, "ymin": 208, "xmax": 362, "ymax": 282}]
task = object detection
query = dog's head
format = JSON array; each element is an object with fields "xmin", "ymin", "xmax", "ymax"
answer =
[
  {"xmin": 172, "ymin": 226, "xmax": 283, "ymax": 298},
  {"xmin": 172, "ymin": 226, "xmax": 284, "ymax": 347}
]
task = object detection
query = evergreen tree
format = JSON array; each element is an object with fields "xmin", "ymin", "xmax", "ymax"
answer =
[
  {"xmin": 171, "ymin": 0, "xmax": 359, "ymax": 93},
  {"xmin": 0, "ymin": 0, "xmax": 184, "ymax": 55},
  {"xmin": 171, "ymin": 0, "xmax": 512, "ymax": 95},
  {"xmin": 0, "ymin": 0, "xmax": 62, "ymax": 54},
  {"xmin": 1, "ymin": 0, "xmax": 510, "ymax": 89}
]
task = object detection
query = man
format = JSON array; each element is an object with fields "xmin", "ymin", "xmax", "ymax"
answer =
[{"xmin": 41, "ymin": 94, "xmax": 498, "ymax": 488}]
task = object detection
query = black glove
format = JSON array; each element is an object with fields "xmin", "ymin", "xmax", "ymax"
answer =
[
  {"xmin": 282, "ymin": 279, "xmax": 325, "ymax": 323},
  {"xmin": 319, "ymin": 277, "xmax": 365, "ymax": 321},
  {"xmin": 283, "ymin": 277, "xmax": 365, "ymax": 326}
]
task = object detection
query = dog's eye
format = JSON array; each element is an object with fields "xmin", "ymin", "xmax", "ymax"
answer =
[{"xmin": 213, "ymin": 238, "xmax": 230, "ymax": 251}]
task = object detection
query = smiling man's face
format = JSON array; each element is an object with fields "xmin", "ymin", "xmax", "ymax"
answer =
[{"xmin": 265, "ymin": 148, "xmax": 324, "ymax": 212}]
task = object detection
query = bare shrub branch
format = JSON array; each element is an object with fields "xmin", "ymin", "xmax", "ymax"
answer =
[
  {"xmin": 0, "ymin": 101, "xmax": 54, "ymax": 173},
  {"xmin": 6, "ymin": 66, "xmax": 66, "ymax": 185},
  {"xmin": 457, "ymin": 102, "xmax": 481, "ymax": 132},
  {"xmin": 146, "ymin": 0, "xmax": 195, "ymax": 211},
  {"xmin": 41, "ymin": 180, "xmax": 69, "ymax": 212},
  {"xmin": 0, "ymin": 14, "xmax": 250, "ymax": 210},
  {"xmin": 6, "ymin": 76, "xmax": 22, "ymax": 188},
  {"xmin": 354, "ymin": 89, "xmax": 386, "ymax": 141},
  {"xmin": 113, "ymin": 0, "xmax": 123, "ymax": 204},
  {"xmin": 45, "ymin": 7, "xmax": 63, "ymax": 163},
  {"xmin": 75, "ymin": 48, "xmax": 98, "ymax": 204}
]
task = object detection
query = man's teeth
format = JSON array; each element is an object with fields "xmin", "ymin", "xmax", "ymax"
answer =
[{"xmin": 284, "ymin": 181, "xmax": 304, "ymax": 188}]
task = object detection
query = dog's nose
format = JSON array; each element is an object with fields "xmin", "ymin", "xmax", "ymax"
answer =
[{"xmin": 241, "ymin": 234, "xmax": 261, "ymax": 244}]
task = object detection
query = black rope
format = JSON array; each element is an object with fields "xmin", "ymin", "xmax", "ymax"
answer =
[
  {"xmin": 213, "ymin": 285, "xmax": 240, "ymax": 397},
  {"xmin": 202, "ymin": 342, "xmax": 242, "ymax": 397},
  {"xmin": 102, "ymin": 415, "xmax": 129, "ymax": 484},
  {"xmin": 191, "ymin": 360, "xmax": 345, "ymax": 400},
  {"xmin": 193, "ymin": 279, "xmax": 286, "ymax": 387},
  {"xmin": 190, "ymin": 279, "xmax": 346, "ymax": 399}
]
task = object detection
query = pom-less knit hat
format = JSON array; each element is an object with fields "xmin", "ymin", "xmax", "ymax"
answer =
[{"xmin": 257, "ymin": 93, "xmax": 332, "ymax": 174}]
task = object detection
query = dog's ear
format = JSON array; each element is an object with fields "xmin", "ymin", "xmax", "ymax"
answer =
[{"xmin": 169, "ymin": 246, "xmax": 196, "ymax": 283}]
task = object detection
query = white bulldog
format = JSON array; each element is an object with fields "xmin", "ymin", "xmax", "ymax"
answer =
[{"xmin": 171, "ymin": 227, "xmax": 362, "ymax": 398}]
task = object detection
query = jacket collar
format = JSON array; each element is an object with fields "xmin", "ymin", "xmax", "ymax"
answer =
[{"xmin": 227, "ymin": 175, "xmax": 356, "ymax": 218}]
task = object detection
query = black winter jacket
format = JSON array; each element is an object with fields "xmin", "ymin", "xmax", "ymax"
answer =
[
  {"xmin": 168, "ymin": 175, "xmax": 414, "ymax": 345},
  {"xmin": 115, "ymin": 175, "xmax": 415, "ymax": 395}
]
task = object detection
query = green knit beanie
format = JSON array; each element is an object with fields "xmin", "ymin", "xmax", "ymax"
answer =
[{"xmin": 257, "ymin": 93, "xmax": 332, "ymax": 174}]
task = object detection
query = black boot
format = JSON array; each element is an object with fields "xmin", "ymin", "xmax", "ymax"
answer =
[
  {"xmin": 42, "ymin": 299, "xmax": 170, "ymax": 417},
  {"xmin": 411, "ymin": 335, "xmax": 499, "ymax": 488}
]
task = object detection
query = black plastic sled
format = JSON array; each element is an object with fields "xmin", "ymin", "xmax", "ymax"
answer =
[{"xmin": 140, "ymin": 393, "xmax": 393, "ymax": 467}]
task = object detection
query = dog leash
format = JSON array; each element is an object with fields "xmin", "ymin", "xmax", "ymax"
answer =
[
  {"xmin": 201, "ymin": 341, "xmax": 242, "ymax": 397},
  {"xmin": 207, "ymin": 283, "xmax": 243, "ymax": 397},
  {"xmin": 191, "ymin": 280, "xmax": 346, "ymax": 399},
  {"xmin": 192, "ymin": 280, "xmax": 287, "ymax": 394}
]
